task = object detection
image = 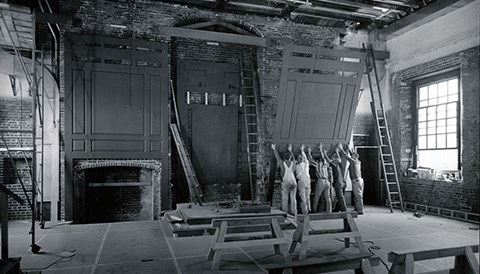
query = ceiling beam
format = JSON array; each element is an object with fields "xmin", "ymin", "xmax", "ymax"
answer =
[
  {"xmin": 296, "ymin": 5, "xmax": 384, "ymax": 23},
  {"xmin": 378, "ymin": 0, "xmax": 476, "ymax": 40},
  {"xmin": 228, "ymin": 1, "xmax": 284, "ymax": 16},
  {"xmin": 157, "ymin": 26, "xmax": 270, "ymax": 47}
]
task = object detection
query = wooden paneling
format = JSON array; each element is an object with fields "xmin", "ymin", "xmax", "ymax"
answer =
[
  {"xmin": 274, "ymin": 44, "xmax": 366, "ymax": 150},
  {"xmin": 64, "ymin": 34, "xmax": 169, "ymax": 220},
  {"xmin": 91, "ymin": 71, "xmax": 145, "ymax": 135},
  {"xmin": 177, "ymin": 61, "xmax": 240, "ymax": 187}
]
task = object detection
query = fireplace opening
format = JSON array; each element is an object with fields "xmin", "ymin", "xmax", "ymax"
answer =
[{"xmin": 85, "ymin": 166, "xmax": 153, "ymax": 223}]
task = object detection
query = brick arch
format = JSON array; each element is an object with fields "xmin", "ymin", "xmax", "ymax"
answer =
[
  {"xmin": 73, "ymin": 159, "xmax": 161, "ymax": 172},
  {"xmin": 170, "ymin": 15, "xmax": 264, "ymax": 37}
]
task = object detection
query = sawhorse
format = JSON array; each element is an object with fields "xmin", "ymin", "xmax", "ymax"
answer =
[{"xmin": 206, "ymin": 216, "xmax": 291, "ymax": 270}]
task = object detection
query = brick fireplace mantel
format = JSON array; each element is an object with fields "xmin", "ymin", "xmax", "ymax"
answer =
[{"xmin": 73, "ymin": 159, "xmax": 162, "ymax": 223}]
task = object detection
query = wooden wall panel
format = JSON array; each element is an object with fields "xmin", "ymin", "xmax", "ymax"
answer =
[
  {"xmin": 64, "ymin": 34, "xmax": 169, "ymax": 220},
  {"xmin": 274, "ymin": 44, "xmax": 366, "ymax": 151},
  {"xmin": 91, "ymin": 72, "xmax": 145, "ymax": 135},
  {"xmin": 72, "ymin": 69, "xmax": 85, "ymax": 134}
]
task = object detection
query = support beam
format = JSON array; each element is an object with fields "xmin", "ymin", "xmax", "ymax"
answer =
[
  {"xmin": 157, "ymin": 26, "xmax": 270, "ymax": 47},
  {"xmin": 333, "ymin": 45, "xmax": 390, "ymax": 60},
  {"xmin": 378, "ymin": 0, "xmax": 475, "ymax": 40}
]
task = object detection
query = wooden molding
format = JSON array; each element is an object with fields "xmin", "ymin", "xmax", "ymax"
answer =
[{"xmin": 158, "ymin": 26, "xmax": 270, "ymax": 47}]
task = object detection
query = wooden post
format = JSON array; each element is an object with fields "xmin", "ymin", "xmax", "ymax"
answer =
[
  {"xmin": 389, "ymin": 253, "xmax": 414, "ymax": 274},
  {"xmin": 266, "ymin": 153, "xmax": 277, "ymax": 205},
  {"xmin": 1, "ymin": 193, "xmax": 8, "ymax": 259}
]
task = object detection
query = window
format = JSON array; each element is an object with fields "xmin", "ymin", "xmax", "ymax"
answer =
[{"xmin": 416, "ymin": 73, "xmax": 460, "ymax": 171}]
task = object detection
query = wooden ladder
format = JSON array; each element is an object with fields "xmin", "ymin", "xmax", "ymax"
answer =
[
  {"xmin": 239, "ymin": 50, "xmax": 261, "ymax": 201},
  {"xmin": 170, "ymin": 80, "xmax": 204, "ymax": 206},
  {"xmin": 363, "ymin": 44, "xmax": 404, "ymax": 213},
  {"xmin": 170, "ymin": 124, "xmax": 204, "ymax": 206}
]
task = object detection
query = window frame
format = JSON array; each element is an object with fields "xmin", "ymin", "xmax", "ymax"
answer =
[{"xmin": 413, "ymin": 70, "xmax": 461, "ymax": 171}]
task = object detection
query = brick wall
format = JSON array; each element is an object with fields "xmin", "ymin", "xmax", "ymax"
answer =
[
  {"xmin": 73, "ymin": 159, "xmax": 161, "ymax": 222},
  {"xmin": 58, "ymin": 0, "xmax": 341, "ymax": 208},
  {"xmin": 0, "ymin": 98, "xmax": 34, "ymax": 220},
  {"xmin": 390, "ymin": 46, "xmax": 480, "ymax": 213}
]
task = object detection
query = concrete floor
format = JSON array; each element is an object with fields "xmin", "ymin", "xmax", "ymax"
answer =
[{"xmin": 1, "ymin": 206, "xmax": 479, "ymax": 274}]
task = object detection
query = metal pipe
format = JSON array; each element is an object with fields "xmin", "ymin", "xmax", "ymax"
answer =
[
  {"xmin": 31, "ymin": 9, "xmax": 37, "ymax": 251},
  {"xmin": 40, "ymin": 50, "xmax": 45, "ymax": 226}
]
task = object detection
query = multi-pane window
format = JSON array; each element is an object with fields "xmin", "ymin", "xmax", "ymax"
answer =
[{"xmin": 416, "ymin": 76, "xmax": 460, "ymax": 171}]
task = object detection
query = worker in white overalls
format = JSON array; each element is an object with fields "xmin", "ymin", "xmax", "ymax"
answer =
[
  {"xmin": 271, "ymin": 143, "xmax": 297, "ymax": 215},
  {"xmin": 295, "ymin": 144, "xmax": 311, "ymax": 214},
  {"xmin": 339, "ymin": 144, "xmax": 364, "ymax": 214}
]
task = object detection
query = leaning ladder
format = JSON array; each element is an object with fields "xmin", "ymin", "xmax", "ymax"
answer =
[
  {"xmin": 170, "ymin": 81, "xmax": 204, "ymax": 206},
  {"xmin": 363, "ymin": 44, "xmax": 404, "ymax": 213},
  {"xmin": 239, "ymin": 50, "xmax": 261, "ymax": 201}
]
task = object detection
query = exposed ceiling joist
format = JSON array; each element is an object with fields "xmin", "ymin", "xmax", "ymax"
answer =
[
  {"xmin": 296, "ymin": 5, "xmax": 380, "ymax": 23},
  {"xmin": 228, "ymin": 1, "xmax": 284, "ymax": 16},
  {"xmin": 378, "ymin": 0, "xmax": 475, "ymax": 40}
]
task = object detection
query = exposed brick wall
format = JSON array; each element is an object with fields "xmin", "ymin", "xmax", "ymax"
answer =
[
  {"xmin": 0, "ymin": 98, "xmax": 35, "ymax": 220},
  {"xmin": 57, "ymin": 0, "xmax": 342, "ymax": 209},
  {"xmin": 400, "ymin": 178, "xmax": 478, "ymax": 212},
  {"xmin": 3, "ymin": 159, "xmax": 33, "ymax": 220},
  {"xmin": 73, "ymin": 159, "xmax": 161, "ymax": 222},
  {"xmin": 390, "ymin": 46, "xmax": 480, "ymax": 213}
]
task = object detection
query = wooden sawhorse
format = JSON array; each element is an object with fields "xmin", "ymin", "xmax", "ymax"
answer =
[
  {"xmin": 206, "ymin": 216, "xmax": 291, "ymax": 270},
  {"xmin": 289, "ymin": 212, "xmax": 374, "ymax": 273},
  {"xmin": 388, "ymin": 245, "xmax": 479, "ymax": 274}
]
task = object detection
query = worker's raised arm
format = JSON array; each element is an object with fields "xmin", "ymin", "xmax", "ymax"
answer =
[
  {"xmin": 300, "ymin": 144, "xmax": 308, "ymax": 164},
  {"xmin": 338, "ymin": 144, "xmax": 356, "ymax": 164},
  {"xmin": 306, "ymin": 146, "xmax": 318, "ymax": 167},
  {"xmin": 271, "ymin": 143, "xmax": 282, "ymax": 164}
]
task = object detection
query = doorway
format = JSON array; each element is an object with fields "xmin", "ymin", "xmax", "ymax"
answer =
[{"xmin": 357, "ymin": 147, "xmax": 382, "ymax": 205}]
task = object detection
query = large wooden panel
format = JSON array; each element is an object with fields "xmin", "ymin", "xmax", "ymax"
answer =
[
  {"xmin": 64, "ymin": 34, "xmax": 169, "ymax": 220},
  {"xmin": 192, "ymin": 107, "xmax": 238, "ymax": 184},
  {"xmin": 274, "ymin": 44, "xmax": 366, "ymax": 150},
  {"xmin": 177, "ymin": 61, "xmax": 240, "ymax": 187},
  {"xmin": 91, "ymin": 71, "xmax": 145, "ymax": 135}
]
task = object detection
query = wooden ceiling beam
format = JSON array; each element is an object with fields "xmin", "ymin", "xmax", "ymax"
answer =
[
  {"xmin": 162, "ymin": 0, "xmax": 216, "ymax": 9},
  {"xmin": 157, "ymin": 26, "xmax": 270, "ymax": 47},
  {"xmin": 296, "ymin": 5, "xmax": 386, "ymax": 23},
  {"xmin": 378, "ymin": 0, "xmax": 475, "ymax": 40},
  {"xmin": 228, "ymin": 1, "xmax": 284, "ymax": 16}
]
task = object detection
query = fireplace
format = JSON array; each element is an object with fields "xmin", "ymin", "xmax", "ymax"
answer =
[{"xmin": 73, "ymin": 160, "xmax": 161, "ymax": 223}]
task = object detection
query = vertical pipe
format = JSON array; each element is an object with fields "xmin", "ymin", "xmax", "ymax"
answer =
[
  {"xmin": 40, "ymin": 50, "xmax": 45, "ymax": 225},
  {"xmin": 31, "ymin": 9, "xmax": 37, "ymax": 250}
]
